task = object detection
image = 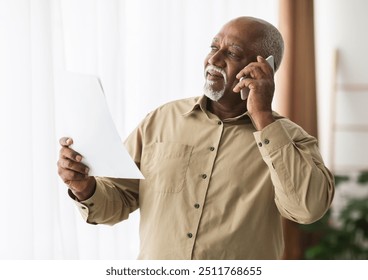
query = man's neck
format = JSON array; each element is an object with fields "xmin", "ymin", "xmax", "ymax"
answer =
[{"xmin": 207, "ymin": 99, "xmax": 247, "ymax": 120}]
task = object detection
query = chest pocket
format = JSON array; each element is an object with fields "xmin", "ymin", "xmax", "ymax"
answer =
[{"xmin": 141, "ymin": 142, "xmax": 193, "ymax": 193}]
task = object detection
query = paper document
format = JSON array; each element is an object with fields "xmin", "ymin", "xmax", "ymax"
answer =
[{"xmin": 55, "ymin": 72, "xmax": 144, "ymax": 179}]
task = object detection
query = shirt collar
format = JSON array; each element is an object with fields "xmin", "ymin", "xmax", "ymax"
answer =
[
  {"xmin": 182, "ymin": 95, "xmax": 253, "ymax": 124},
  {"xmin": 182, "ymin": 95, "xmax": 207, "ymax": 116},
  {"xmin": 181, "ymin": 95, "xmax": 283, "ymax": 129}
]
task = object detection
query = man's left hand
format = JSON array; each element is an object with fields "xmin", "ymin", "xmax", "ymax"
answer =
[{"xmin": 233, "ymin": 55, "xmax": 275, "ymax": 130}]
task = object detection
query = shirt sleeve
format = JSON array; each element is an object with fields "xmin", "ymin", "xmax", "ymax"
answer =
[
  {"xmin": 253, "ymin": 119, "xmax": 335, "ymax": 224},
  {"xmin": 69, "ymin": 177, "xmax": 140, "ymax": 225}
]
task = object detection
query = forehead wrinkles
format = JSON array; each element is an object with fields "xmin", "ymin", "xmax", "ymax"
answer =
[
  {"xmin": 212, "ymin": 36, "xmax": 244, "ymax": 52},
  {"xmin": 214, "ymin": 19, "xmax": 266, "ymax": 49}
]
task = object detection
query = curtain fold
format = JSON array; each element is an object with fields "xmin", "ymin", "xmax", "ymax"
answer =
[
  {"xmin": 277, "ymin": 0, "xmax": 318, "ymax": 137},
  {"xmin": 276, "ymin": 0, "xmax": 318, "ymax": 259}
]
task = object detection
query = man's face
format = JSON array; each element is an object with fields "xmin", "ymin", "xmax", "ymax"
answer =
[{"xmin": 203, "ymin": 20, "xmax": 259, "ymax": 102}]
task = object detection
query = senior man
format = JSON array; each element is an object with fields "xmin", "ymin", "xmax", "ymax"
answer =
[{"xmin": 57, "ymin": 16, "xmax": 334, "ymax": 259}]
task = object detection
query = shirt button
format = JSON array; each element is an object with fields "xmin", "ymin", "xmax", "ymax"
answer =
[
  {"xmin": 258, "ymin": 142, "xmax": 263, "ymax": 147},
  {"xmin": 201, "ymin": 174, "xmax": 207, "ymax": 179},
  {"xmin": 217, "ymin": 121, "xmax": 222, "ymax": 125},
  {"xmin": 187, "ymin": 233, "xmax": 193, "ymax": 238},
  {"xmin": 194, "ymin": 203, "xmax": 200, "ymax": 209},
  {"xmin": 209, "ymin": 147, "xmax": 215, "ymax": 151},
  {"xmin": 89, "ymin": 203, "xmax": 94, "ymax": 207},
  {"xmin": 264, "ymin": 139, "xmax": 270, "ymax": 144},
  {"xmin": 81, "ymin": 206, "xmax": 87, "ymax": 210}
]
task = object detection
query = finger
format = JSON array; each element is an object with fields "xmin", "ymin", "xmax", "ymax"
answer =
[
  {"xmin": 236, "ymin": 64, "xmax": 265, "ymax": 81},
  {"xmin": 58, "ymin": 158, "xmax": 89, "ymax": 175},
  {"xmin": 257, "ymin": 55, "xmax": 274, "ymax": 74},
  {"xmin": 64, "ymin": 180, "xmax": 81, "ymax": 191},
  {"xmin": 59, "ymin": 146, "xmax": 83, "ymax": 162},
  {"xmin": 236, "ymin": 62, "xmax": 256, "ymax": 79},
  {"xmin": 58, "ymin": 165, "xmax": 89, "ymax": 182},
  {"xmin": 63, "ymin": 169, "xmax": 89, "ymax": 181},
  {"xmin": 256, "ymin": 55, "xmax": 266, "ymax": 63},
  {"xmin": 236, "ymin": 56, "xmax": 273, "ymax": 80},
  {"xmin": 59, "ymin": 137, "xmax": 73, "ymax": 147},
  {"xmin": 233, "ymin": 76, "xmax": 253, "ymax": 93}
]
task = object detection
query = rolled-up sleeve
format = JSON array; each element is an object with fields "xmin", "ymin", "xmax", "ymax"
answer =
[{"xmin": 253, "ymin": 119, "xmax": 335, "ymax": 224}]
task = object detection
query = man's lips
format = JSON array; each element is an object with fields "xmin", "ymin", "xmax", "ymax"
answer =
[{"xmin": 206, "ymin": 71, "xmax": 224, "ymax": 80}]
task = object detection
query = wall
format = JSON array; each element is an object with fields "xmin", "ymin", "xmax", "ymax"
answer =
[{"xmin": 315, "ymin": 0, "xmax": 368, "ymax": 172}]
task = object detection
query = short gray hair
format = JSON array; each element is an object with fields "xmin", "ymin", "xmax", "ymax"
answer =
[{"xmin": 250, "ymin": 21, "xmax": 284, "ymax": 72}]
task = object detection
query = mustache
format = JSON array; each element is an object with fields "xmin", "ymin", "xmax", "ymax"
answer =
[{"xmin": 205, "ymin": 65, "xmax": 227, "ymax": 83}]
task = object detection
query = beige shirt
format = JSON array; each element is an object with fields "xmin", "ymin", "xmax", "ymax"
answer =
[{"xmin": 73, "ymin": 95, "xmax": 334, "ymax": 259}]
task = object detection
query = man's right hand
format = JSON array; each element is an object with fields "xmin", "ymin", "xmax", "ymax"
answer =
[{"xmin": 57, "ymin": 137, "xmax": 96, "ymax": 201}]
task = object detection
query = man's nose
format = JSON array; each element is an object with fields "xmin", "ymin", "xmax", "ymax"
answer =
[{"xmin": 208, "ymin": 51, "xmax": 225, "ymax": 68}]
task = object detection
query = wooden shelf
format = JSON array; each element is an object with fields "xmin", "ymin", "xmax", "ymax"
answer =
[
  {"xmin": 337, "ymin": 84, "xmax": 368, "ymax": 91},
  {"xmin": 329, "ymin": 49, "xmax": 368, "ymax": 172},
  {"xmin": 334, "ymin": 124, "xmax": 368, "ymax": 132}
]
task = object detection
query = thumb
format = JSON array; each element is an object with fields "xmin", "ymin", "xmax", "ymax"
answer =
[{"xmin": 59, "ymin": 137, "xmax": 73, "ymax": 147}]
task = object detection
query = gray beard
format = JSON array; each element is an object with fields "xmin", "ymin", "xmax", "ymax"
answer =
[{"xmin": 203, "ymin": 81, "xmax": 225, "ymax": 102}]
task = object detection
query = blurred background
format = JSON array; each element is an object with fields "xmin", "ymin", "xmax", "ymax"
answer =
[{"xmin": 0, "ymin": 0, "xmax": 367, "ymax": 259}]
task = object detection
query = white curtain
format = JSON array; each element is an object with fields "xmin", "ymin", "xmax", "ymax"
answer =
[{"xmin": 0, "ymin": 0, "xmax": 278, "ymax": 259}]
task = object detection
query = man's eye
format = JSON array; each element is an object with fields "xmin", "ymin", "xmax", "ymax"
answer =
[
  {"xmin": 210, "ymin": 46, "xmax": 218, "ymax": 52},
  {"xmin": 228, "ymin": 51, "xmax": 237, "ymax": 58}
]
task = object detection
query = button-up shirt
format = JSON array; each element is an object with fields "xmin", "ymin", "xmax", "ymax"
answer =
[{"xmin": 73, "ymin": 95, "xmax": 334, "ymax": 259}]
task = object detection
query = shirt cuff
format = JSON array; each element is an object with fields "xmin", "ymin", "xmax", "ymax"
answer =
[
  {"xmin": 67, "ymin": 177, "xmax": 106, "ymax": 224},
  {"xmin": 253, "ymin": 120, "xmax": 292, "ymax": 157}
]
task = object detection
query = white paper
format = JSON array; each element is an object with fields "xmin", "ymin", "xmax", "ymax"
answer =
[{"xmin": 55, "ymin": 72, "xmax": 144, "ymax": 179}]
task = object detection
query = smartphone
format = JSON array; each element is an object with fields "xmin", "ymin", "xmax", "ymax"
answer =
[{"xmin": 240, "ymin": 55, "xmax": 274, "ymax": 100}]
